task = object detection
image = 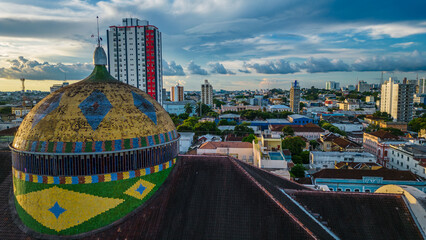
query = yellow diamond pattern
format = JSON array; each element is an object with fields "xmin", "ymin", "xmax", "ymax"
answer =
[
  {"xmin": 124, "ymin": 179, "xmax": 156, "ymax": 200},
  {"xmin": 15, "ymin": 186, "xmax": 124, "ymax": 232}
]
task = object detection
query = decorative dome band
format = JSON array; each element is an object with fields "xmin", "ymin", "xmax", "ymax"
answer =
[
  {"xmin": 12, "ymin": 140, "xmax": 178, "ymax": 176},
  {"xmin": 12, "ymin": 130, "xmax": 177, "ymax": 154}
]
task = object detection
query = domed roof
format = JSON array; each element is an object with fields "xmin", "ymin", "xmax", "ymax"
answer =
[{"xmin": 12, "ymin": 47, "xmax": 176, "ymax": 153}]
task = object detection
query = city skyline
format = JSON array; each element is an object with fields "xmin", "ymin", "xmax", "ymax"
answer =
[{"xmin": 1, "ymin": 0, "xmax": 426, "ymax": 91}]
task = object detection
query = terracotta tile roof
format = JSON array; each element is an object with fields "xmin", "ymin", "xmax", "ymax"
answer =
[
  {"xmin": 199, "ymin": 141, "xmax": 253, "ymax": 149},
  {"xmin": 367, "ymin": 130, "xmax": 399, "ymax": 140},
  {"xmin": 292, "ymin": 124, "xmax": 325, "ymax": 133},
  {"xmin": 313, "ymin": 168, "xmax": 422, "ymax": 181},
  {"xmin": 332, "ymin": 137, "xmax": 361, "ymax": 149},
  {"xmin": 321, "ymin": 133, "xmax": 339, "ymax": 142},
  {"xmin": 335, "ymin": 162, "xmax": 381, "ymax": 169}
]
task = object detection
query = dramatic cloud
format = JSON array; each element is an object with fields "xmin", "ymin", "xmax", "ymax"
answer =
[
  {"xmin": 298, "ymin": 57, "xmax": 351, "ymax": 73},
  {"xmin": 352, "ymin": 51, "xmax": 426, "ymax": 72},
  {"xmin": 187, "ymin": 61, "xmax": 208, "ymax": 75},
  {"xmin": 163, "ymin": 60, "xmax": 185, "ymax": 76},
  {"xmin": 209, "ymin": 62, "xmax": 235, "ymax": 75},
  {"xmin": 0, "ymin": 56, "xmax": 92, "ymax": 80},
  {"xmin": 246, "ymin": 59, "xmax": 299, "ymax": 74},
  {"xmin": 238, "ymin": 69, "xmax": 251, "ymax": 73}
]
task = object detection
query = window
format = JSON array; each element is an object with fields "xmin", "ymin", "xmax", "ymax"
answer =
[
  {"xmin": 337, "ymin": 188, "xmax": 342, "ymax": 191},
  {"xmin": 354, "ymin": 189, "xmax": 360, "ymax": 192},
  {"xmin": 329, "ymin": 188, "xmax": 334, "ymax": 191},
  {"xmin": 345, "ymin": 189, "xmax": 351, "ymax": 192},
  {"xmin": 365, "ymin": 189, "xmax": 370, "ymax": 193}
]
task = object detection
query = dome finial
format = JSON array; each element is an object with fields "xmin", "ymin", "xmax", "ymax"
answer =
[{"xmin": 93, "ymin": 46, "xmax": 107, "ymax": 65}]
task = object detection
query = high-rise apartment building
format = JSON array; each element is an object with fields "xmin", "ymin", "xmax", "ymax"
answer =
[
  {"xmin": 290, "ymin": 80, "xmax": 300, "ymax": 113},
  {"xmin": 357, "ymin": 80, "xmax": 370, "ymax": 92},
  {"xmin": 380, "ymin": 77, "xmax": 415, "ymax": 122},
  {"xmin": 418, "ymin": 78, "xmax": 426, "ymax": 94},
  {"xmin": 171, "ymin": 84, "xmax": 184, "ymax": 102},
  {"xmin": 107, "ymin": 18, "xmax": 163, "ymax": 104},
  {"xmin": 325, "ymin": 81, "xmax": 340, "ymax": 90},
  {"xmin": 201, "ymin": 79, "xmax": 213, "ymax": 105}
]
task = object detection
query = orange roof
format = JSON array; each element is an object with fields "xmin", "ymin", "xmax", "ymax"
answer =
[{"xmin": 199, "ymin": 141, "xmax": 253, "ymax": 149}]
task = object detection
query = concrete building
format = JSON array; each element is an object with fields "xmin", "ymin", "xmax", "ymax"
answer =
[
  {"xmin": 380, "ymin": 77, "xmax": 415, "ymax": 122},
  {"xmin": 289, "ymin": 80, "xmax": 300, "ymax": 113},
  {"xmin": 170, "ymin": 84, "xmax": 184, "ymax": 102},
  {"xmin": 197, "ymin": 141, "xmax": 254, "ymax": 164},
  {"xmin": 388, "ymin": 144, "xmax": 426, "ymax": 179},
  {"xmin": 338, "ymin": 99, "xmax": 360, "ymax": 111},
  {"xmin": 107, "ymin": 18, "xmax": 163, "ymax": 104},
  {"xmin": 310, "ymin": 151, "xmax": 376, "ymax": 170},
  {"xmin": 325, "ymin": 81, "xmax": 340, "ymax": 90},
  {"xmin": 357, "ymin": 80, "xmax": 370, "ymax": 92},
  {"xmin": 419, "ymin": 78, "xmax": 426, "ymax": 94},
  {"xmin": 163, "ymin": 100, "xmax": 196, "ymax": 116},
  {"xmin": 201, "ymin": 79, "xmax": 213, "ymax": 105},
  {"xmin": 363, "ymin": 130, "xmax": 407, "ymax": 167}
]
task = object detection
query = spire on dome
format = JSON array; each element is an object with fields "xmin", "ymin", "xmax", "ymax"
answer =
[{"xmin": 93, "ymin": 46, "xmax": 107, "ymax": 65}]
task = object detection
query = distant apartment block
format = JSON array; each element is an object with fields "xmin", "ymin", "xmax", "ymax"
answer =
[
  {"xmin": 388, "ymin": 144, "xmax": 426, "ymax": 179},
  {"xmin": 380, "ymin": 77, "xmax": 415, "ymax": 122},
  {"xmin": 357, "ymin": 80, "xmax": 370, "ymax": 92},
  {"xmin": 290, "ymin": 80, "xmax": 300, "ymax": 113},
  {"xmin": 171, "ymin": 84, "xmax": 184, "ymax": 102},
  {"xmin": 201, "ymin": 79, "xmax": 213, "ymax": 105},
  {"xmin": 107, "ymin": 18, "xmax": 163, "ymax": 104},
  {"xmin": 325, "ymin": 81, "xmax": 340, "ymax": 90}
]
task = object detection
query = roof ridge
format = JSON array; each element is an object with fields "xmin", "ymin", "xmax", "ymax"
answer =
[{"xmin": 227, "ymin": 156, "xmax": 319, "ymax": 240}]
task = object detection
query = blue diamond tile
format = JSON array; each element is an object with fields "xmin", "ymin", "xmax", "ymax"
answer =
[
  {"xmin": 79, "ymin": 90, "xmax": 112, "ymax": 130},
  {"xmin": 136, "ymin": 183, "xmax": 146, "ymax": 195},
  {"xmin": 132, "ymin": 92, "xmax": 157, "ymax": 125},
  {"xmin": 48, "ymin": 201, "xmax": 66, "ymax": 219},
  {"xmin": 32, "ymin": 92, "xmax": 63, "ymax": 127}
]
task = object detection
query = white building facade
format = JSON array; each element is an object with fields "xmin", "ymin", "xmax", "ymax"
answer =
[
  {"xmin": 201, "ymin": 79, "xmax": 213, "ymax": 105},
  {"xmin": 107, "ymin": 18, "xmax": 163, "ymax": 104},
  {"xmin": 388, "ymin": 144, "xmax": 426, "ymax": 179},
  {"xmin": 310, "ymin": 151, "xmax": 376, "ymax": 170}
]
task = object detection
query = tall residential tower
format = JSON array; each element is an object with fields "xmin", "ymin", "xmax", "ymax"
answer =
[
  {"xmin": 290, "ymin": 80, "xmax": 300, "ymax": 113},
  {"xmin": 171, "ymin": 84, "xmax": 184, "ymax": 102},
  {"xmin": 201, "ymin": 79, "xmax": 213, "ymax": 106},
  {"xmin": 380, "ymin": 77, "xmax": 415, "ymax": 122},
  {"xmin": 107, "ymin": 18, "xmax": 163, "ymax": 104}
]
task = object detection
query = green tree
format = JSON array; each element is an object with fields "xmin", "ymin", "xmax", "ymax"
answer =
[
  {"xmin": 300, "ymin": 151, "xmax": 310, "ymax": 164},
  {"xmin": 184, "ymin": 103, "xmax": 193, "ymax": 114},
  {"xmin": 409, "ymin": 114, "xmax": 426, "ymax": 132},
  {"xmin": 282, "ymin": 136, "xmax": 306, "ymax": 156},
  {"xmin": 242, "ymin": 134, "xmax": 256, "ymax": 143},
  {"xmin": 282, "ymin": 126, "xmax": 294, "ymax": 136},
  {"xmin": 373, "ymin": 111, "xmax": 393, "ymax": 122},
  {"xmin": 193, "ymin": 121, "xmax": 221, "ymax": 135},
  {"xmin": 290, "ymin": 164, "xmax": 306, "ymax": 178},
  {"xmin": 176, "ymin": 124, "xmax": 193, "ymax": 132},
  {"xmin": 178, "ymin": 113, "xmax": 189, "ymax": 120},
  {"xmin": 234, "ymin": 125, "xmax": 254, "ymax": 136},
  {"xmin": 0, "ymin": 106, "xmax": 11, "ymax": 114},
  {"xmin": 309, "ymin": 140, "xmax": 319, "ymax": 150},
  {"xmin": 196, "ymin": 103, "xmax": 212, "ymax": 117},
  {"xmin": 213, "ymin": 98, "xmax": 225, "ymax": 108}
]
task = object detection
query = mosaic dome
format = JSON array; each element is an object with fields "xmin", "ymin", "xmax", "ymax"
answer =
[
  {"xmin": 10, "ymin": 46, "xmax": 179, "ymax": 236},
  {"xmin": 12, "ymin": 51, "xmax": 175, "ymax": 154}
]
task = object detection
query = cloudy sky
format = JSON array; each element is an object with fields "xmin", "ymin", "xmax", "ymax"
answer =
[{"xmin": 1, "ymin": 0, "xmax": 426, "ymax": 91}]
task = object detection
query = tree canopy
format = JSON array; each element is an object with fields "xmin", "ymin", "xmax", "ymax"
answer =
[
  {"xmin": 409, "ymin": 114, "xmax": 426, "ymax": 132},
  {"xmin": 282, "ymin": 136, "xmax": 306, "ymax": 156}
]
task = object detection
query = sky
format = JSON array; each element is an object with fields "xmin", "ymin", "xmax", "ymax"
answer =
[{"xmin": 1, "ymin": 0, "xmax": 426, "ymax": 91}]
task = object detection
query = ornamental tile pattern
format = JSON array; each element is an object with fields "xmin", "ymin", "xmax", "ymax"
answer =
[
  {"xmin": 78, "ymin": 90, "xmax": 112, "ymax": 131},
  {"xmin": 12, "ymin": 159, "xmax": 176, "ymax": 184},
  {"xmin": 132, "ymin": 91, "xmax": 157, "ymax": 125}
]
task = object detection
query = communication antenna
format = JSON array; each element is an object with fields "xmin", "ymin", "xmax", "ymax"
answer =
[
  {"xmin": 20, "ymin": 78, "xmax": 26, "ymax": 108},
  {"xmin": 97, "ymin": 16, "xmax": 100, "ymax": 47}
]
